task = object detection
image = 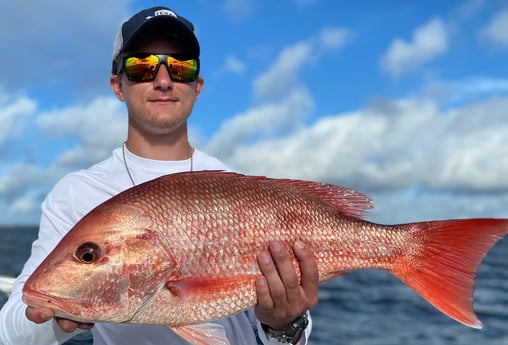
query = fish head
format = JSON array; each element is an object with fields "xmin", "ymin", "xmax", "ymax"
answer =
[{"xmin": 23, "ymin": 203, "xmax": 174, "ymax": 323}]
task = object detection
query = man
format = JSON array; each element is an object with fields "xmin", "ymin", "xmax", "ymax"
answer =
[{"xmin": 0, "ymin": 6, "xmax": 319, "ymax": 345}]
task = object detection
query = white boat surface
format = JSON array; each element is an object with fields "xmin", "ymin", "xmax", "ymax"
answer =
[{"xmin": 0, "ymin": 275, "xmax": 16, "ymax": 296}]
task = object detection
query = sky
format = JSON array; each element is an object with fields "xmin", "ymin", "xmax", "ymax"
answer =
[{"xmin": 1, "ymin": 0, "xmax": 508, "ymax": 225}]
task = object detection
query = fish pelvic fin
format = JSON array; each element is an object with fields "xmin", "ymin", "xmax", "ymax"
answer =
[
  {"xmin": 393, "ymin": 218, "xmax": 508, "ymax": 329},
  {"xmin": 170, "ymin": 323, "xmax": 231, "ymax": 345}
]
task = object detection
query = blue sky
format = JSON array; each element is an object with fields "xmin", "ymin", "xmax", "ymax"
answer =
[{"xmin": 1, "ymin": 0, "xmax": 508, "ymax": 225}]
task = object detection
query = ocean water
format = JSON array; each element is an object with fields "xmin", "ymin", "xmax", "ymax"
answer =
[{"xmin": 1, "ymin": 226, "xmax": 507, "ymax": 345}]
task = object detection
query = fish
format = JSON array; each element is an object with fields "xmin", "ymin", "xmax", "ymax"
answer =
[{"xmin": 22, "ymin": 171, "xmax": 508, "ymax": 345}]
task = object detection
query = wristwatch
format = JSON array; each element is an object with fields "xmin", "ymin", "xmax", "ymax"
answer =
[{"xmin": 262, "ymin": 313, "xmax": 309, "ymax": 344}]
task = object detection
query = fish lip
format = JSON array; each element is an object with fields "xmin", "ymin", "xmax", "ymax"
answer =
[{"xmin": 22, "ymin": 288, "xmax": 71, "ymax": 315}]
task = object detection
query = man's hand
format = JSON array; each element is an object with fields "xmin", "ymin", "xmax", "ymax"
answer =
[
  {"xmin": 25, "ymin": 306, "xmax": 94, "ymax": 332},
  {"xmin": 255, "ymin": 240, "xmax": 319, "ymax": 331}
]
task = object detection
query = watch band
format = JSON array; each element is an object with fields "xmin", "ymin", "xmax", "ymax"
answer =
[{"xmin": 262, "ymin": 313, "xmax": 309, "ymax": 344}]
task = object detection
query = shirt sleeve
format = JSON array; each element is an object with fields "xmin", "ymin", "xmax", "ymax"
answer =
[{"xmin": 0, "ymin": 178, "xmax": 84, "ymax": 345}]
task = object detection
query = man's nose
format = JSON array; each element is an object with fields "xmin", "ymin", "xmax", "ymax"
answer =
[{"xmin": 153, "ymin": 63, "xmax": 174, "ymax": 89}]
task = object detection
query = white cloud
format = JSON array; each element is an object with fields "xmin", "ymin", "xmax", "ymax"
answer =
[
  {"xmin": 208, "ymin": 24, "xmax": 508, "ymax": 200},
  {"xmin": 2, "ymin": 83, "xmax": 508, "ymax": 226},
  {"xmin": 225, "ymin": 55, "xmax": 246, "ymax": 74},
  {"xmin": 381, "ymin": 18, "xmax": 448, "ymax": 76},
  {"xmin": 481, "ymin": 8, "xmax": 508, "ymax": 46},
  {"xmin": 9, "ymin": 193, "xmax": 40, "ymax": 214},
  {"xmin": 36, "ymin": 97, "xmax": 126, "ymax": 169},
  {"xmin": 430, "ymin": 97, "xmax": 508, "ymax": 190},
  {"xmin": 221, "ymin": 0, "xmax": 257, "ymax": 21},
  {"xmin": 0, "ymin": 93, "xmax": 126, "ymax": 224},
  {"xmin": 0, "ymin": 93, "xmax": 37, "ymax": 147},
  {"xmin": 0, "ymin": 163, "xmax": 44, "ymax": 225},
  {"xmin": 209, "ymin": 28, "xmax": 350, "ymax": 160},
  {"xmin": 0, "ymin": 164, "xmax": 40, "ymax": 200},
  {"xmin": 254, "ymin": 27, "xmax": 350, "ymax": 101},
  {"xmin": 214, "ymin": 55, "xmax": 246, "ymax": 78},
  {"xmin": 220, "ymin": 96, "xmax": 508, "ymax": 194},
  {"xmin": 207, "ymin": 87, "xmax": 313, "ymax": 158},
  {"xmin": 315, "ymin": 27, "xmax": 351, "ymax": 50},
  {"xmin": 367, "ymin": 188, "xmax": 508, "ymax": 224},
  {"xmin": 421, "ymin": 77, "xmax": 508, "ymax": 106},
  {"xmin": 207, "ymin": 91, "xmax": 508, "ymax": 224},
  {"xmin": 253, "ymin": 42, "xmax": 311, "ymax": 101}
]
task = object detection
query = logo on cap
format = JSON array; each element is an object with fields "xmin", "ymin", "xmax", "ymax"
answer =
[{"xmin": 145, "ymin": 9, "xmax": 177, "ymax": 20}]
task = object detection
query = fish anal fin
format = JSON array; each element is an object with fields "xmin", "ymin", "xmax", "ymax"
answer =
[
  {"xmin": 171, "ymin": 323, "xmax": 231, "ymax": 345},
  {"xmin": 393, "ymin": 218, "xmax": 508, "ymax": 329}
]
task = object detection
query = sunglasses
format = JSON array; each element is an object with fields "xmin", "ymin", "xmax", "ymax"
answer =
[{"xmin": 117, "ymin": 53, "xmax": 200, "ymax": 82}]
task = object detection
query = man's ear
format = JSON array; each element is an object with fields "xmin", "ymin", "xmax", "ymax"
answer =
[
  {"xmin": 110, "ymin": 75, "xmax": 125, "ymax": 102},
  {"xmin": 194, "ymin": 76, "xmax": 204, "ymax": 99}
]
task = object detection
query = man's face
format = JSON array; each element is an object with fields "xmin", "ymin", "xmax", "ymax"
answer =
[{"xmin": 111, "ymin": 37, "xmax": 204, "ymax": 138}]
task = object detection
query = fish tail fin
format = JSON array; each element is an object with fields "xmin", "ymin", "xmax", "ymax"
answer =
[{"xmin": 392, "ymin": 218, "xmax": 508, "ymax": 329}]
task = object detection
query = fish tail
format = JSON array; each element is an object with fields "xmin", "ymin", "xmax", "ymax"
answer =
[{"xmin": 392, "ymin": 218, "xmax": 508, "ymax": 329}]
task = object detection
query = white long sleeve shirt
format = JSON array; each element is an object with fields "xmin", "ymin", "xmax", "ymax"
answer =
[{"xmin": 0, "ymin": 147, "xmax": 311, "ymax": 345}]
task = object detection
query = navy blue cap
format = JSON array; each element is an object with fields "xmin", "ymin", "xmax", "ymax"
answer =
[{"xmin": 112, "ymin": 6, "xmax": 200, "ymax": 63}]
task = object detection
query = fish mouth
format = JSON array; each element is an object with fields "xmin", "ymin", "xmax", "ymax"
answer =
[{"xmin": 22, "ymin": 288, "xmax": 77, "ymax": 317}]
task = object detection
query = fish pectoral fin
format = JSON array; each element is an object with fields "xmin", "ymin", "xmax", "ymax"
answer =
[
  {"xmin": 166, "ymin": 275, "xmax": 257, "ymax": 297},
  {"xmin": 170, "ymin": 323, "xmax": 231, "ymax": 345}
]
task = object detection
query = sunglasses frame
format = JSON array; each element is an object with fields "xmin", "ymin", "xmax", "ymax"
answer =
[{"xmin": 116, "ymin": 53, "xmax": 200, "ymax": 83}]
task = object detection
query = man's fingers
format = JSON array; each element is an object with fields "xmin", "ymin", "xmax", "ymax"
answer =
[
  {"xmin": 25, "ymin": 306, "xmax": 94, "ymax": 332},
  {"xmin": 25, "ymin": 306, "xmax": 54, "ymax": 324},
  {"xmin": 55, "ymin": 317, "xmax": 94, "ymax": 332},
  {"xmin": 268, "ymin": 241, "xmax": 300, "ymax": 301},
  {"xmin": 293, "ymin": 240, "xmax": 319, "ymax": 303},
  {"xmin": 255, "ymin": 240, "xmax": 318, "ymax": 331},
  {"xmin": 255, "ymin": 275, "xmax": 274, "ymax": 312},
  {"xmin": 256, "ymin": 250, "xmax": 283, "ymax": 304}
]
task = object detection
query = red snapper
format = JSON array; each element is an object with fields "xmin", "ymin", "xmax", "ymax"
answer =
[{"xmin": 22, "ymin": 171, "xmax": 508, "ymax": 344}]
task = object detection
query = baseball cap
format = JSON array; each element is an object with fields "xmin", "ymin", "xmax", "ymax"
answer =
[{"xmin": 112, "ymin": 6, "xmax": 200, "ymax": 71}]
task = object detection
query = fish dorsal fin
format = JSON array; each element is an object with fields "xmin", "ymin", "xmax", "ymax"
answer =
[
  {"xmin": 170, "ymin": 323, "xmax": 231, "ymax": 345},
  {"xmin": 273, "ymin": 178, "xmax": 373, "ymax": 219},
  {"xmin": 165, "ymin": 171, "xmax": 373, "ymax": 219},
  {"xmin": 231, "ymin": 172, "xmax": 373, "ymax": 219}
]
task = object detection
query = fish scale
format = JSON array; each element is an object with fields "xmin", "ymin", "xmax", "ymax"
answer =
[{"xmin": 23, "ymin": 171, "xmax": 508, "ymax": 345}]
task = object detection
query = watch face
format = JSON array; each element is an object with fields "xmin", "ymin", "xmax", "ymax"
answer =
[
  {"xmin": 265, "ymin": 313, "xmax": 309, "ymax": 343},
  {"xmin": 288, "ymin": 313, "xmax": 309, "ymax": 336}
]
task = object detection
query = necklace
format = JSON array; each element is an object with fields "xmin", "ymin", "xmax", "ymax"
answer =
[{"xmin": 122, "ymin": 141, "xmax": 193, "ymax": 186}]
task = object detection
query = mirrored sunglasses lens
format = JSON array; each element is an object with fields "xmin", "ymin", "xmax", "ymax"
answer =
[
  {"xmin": 167, "ymin": 57, "xmax": 198, "ymax": 82},
  {"xmin": 124, "ymin": 55, "xmax": 159, "ymax": 81}
]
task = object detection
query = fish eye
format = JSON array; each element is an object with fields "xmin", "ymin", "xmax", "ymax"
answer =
[{"xmin": 75, "ymin": 242, "xmax": 101, "ymax": 264}]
